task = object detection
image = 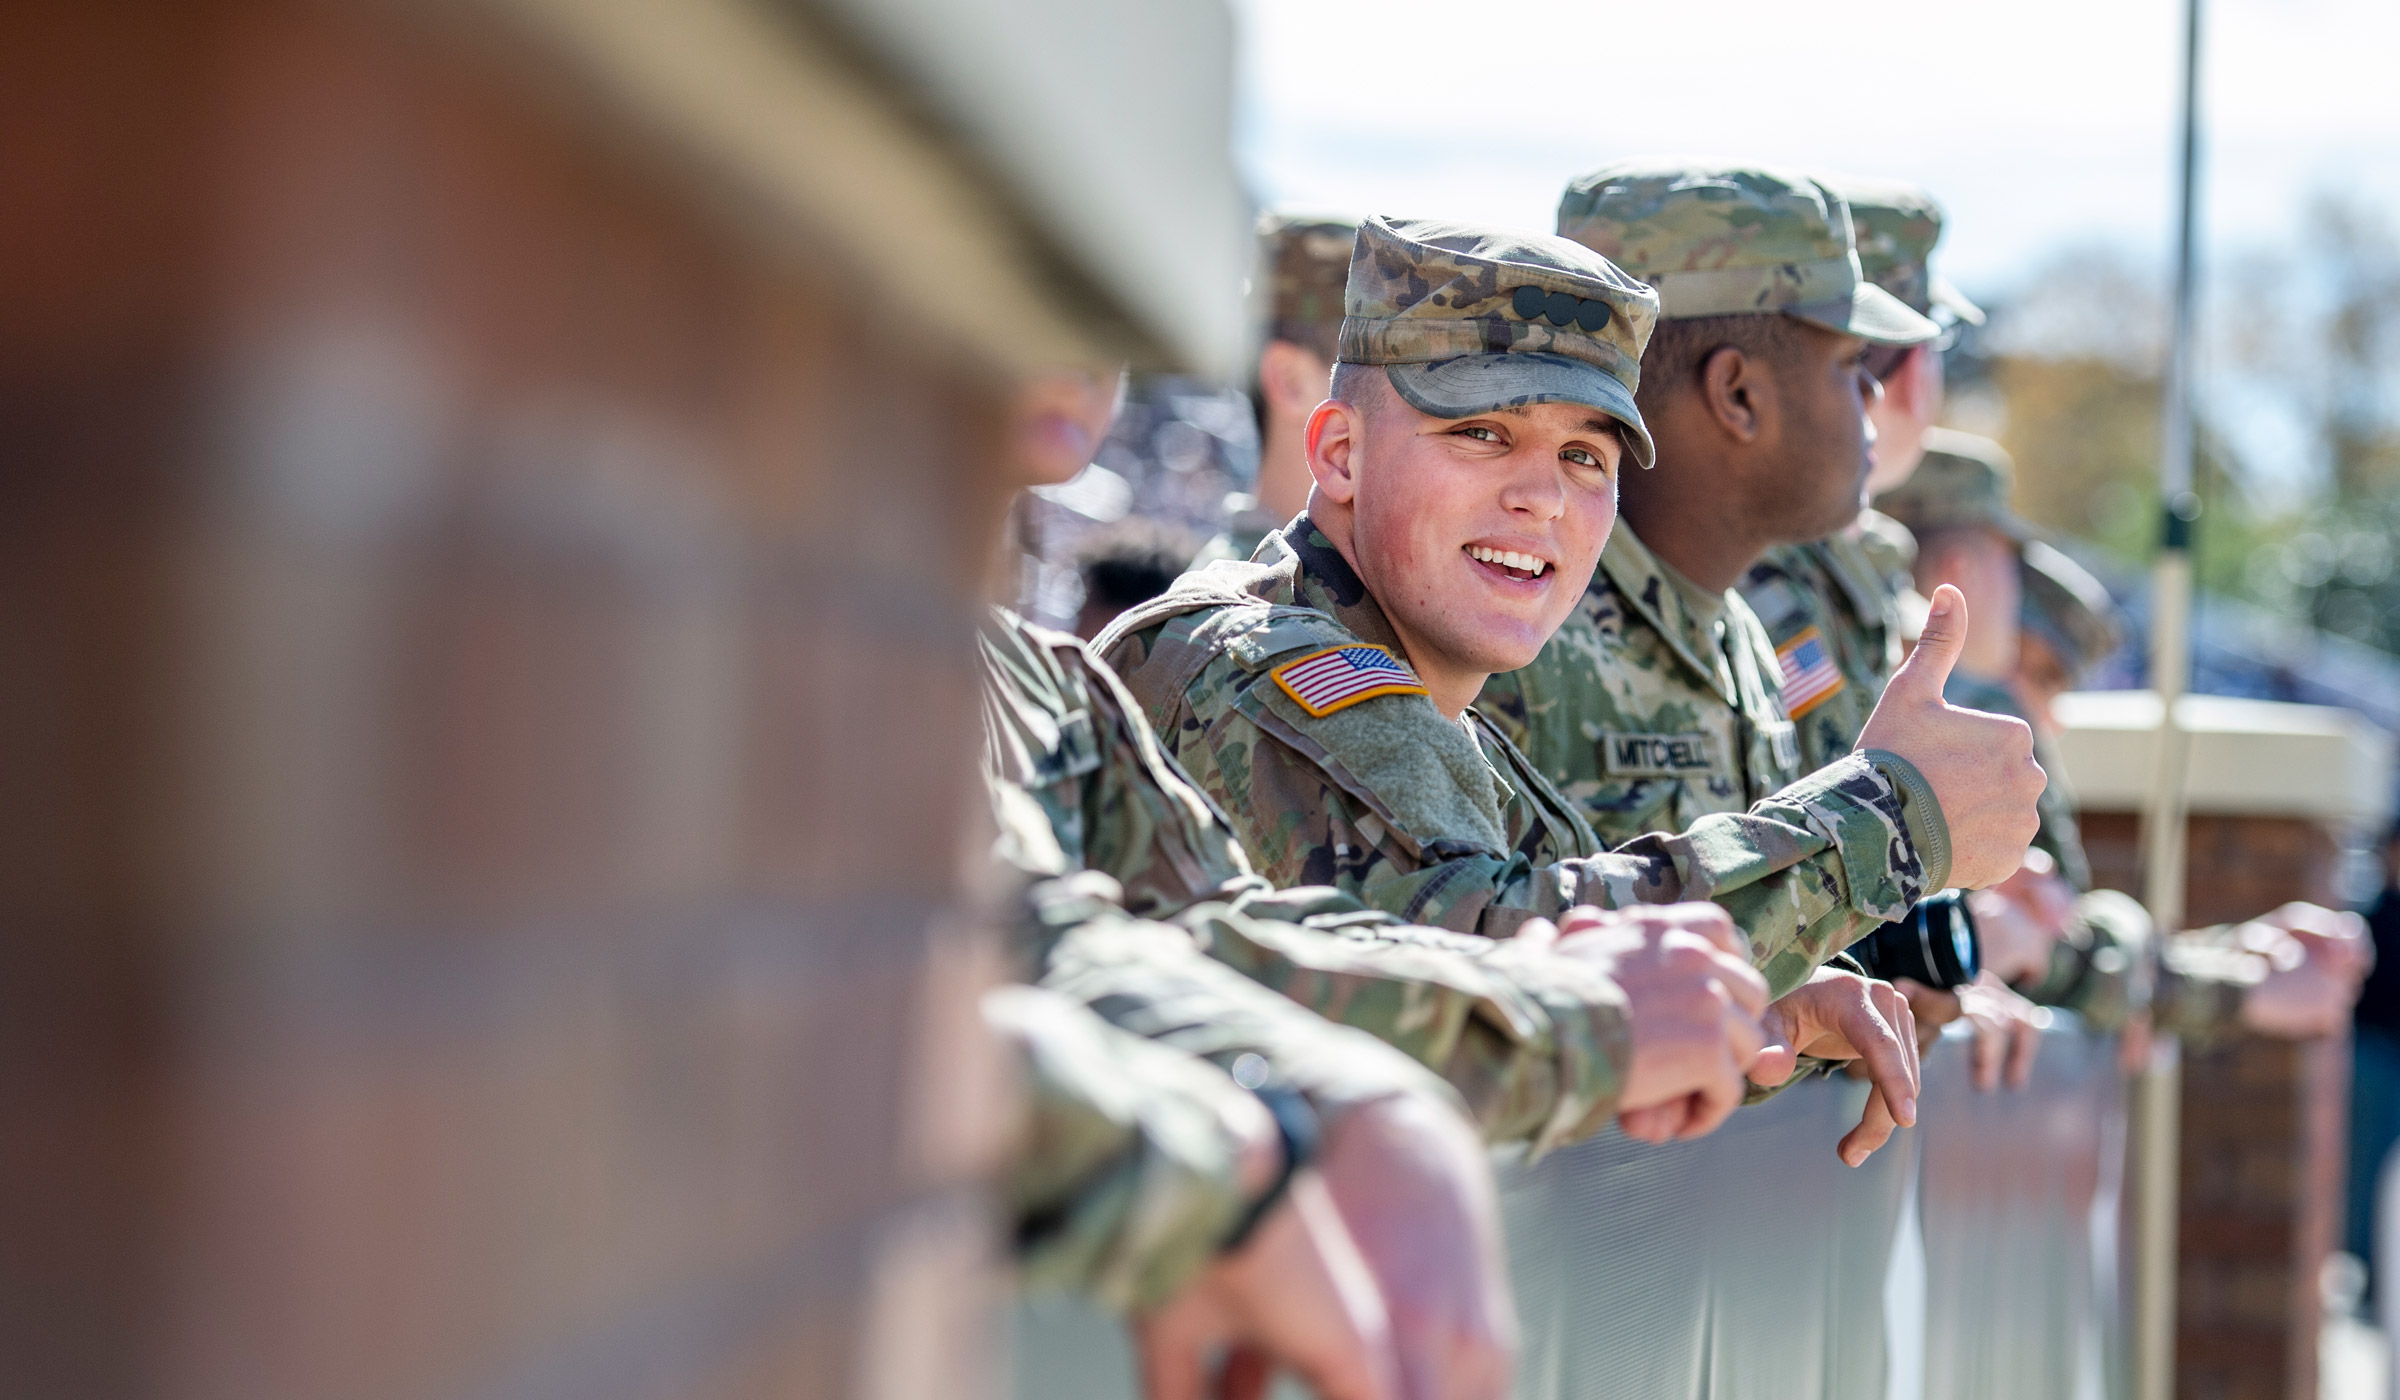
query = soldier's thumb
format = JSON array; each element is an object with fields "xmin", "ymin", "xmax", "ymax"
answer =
[{"xmin": 1888, "ymin": 583, "xmax": 1968, "ymax": 704}]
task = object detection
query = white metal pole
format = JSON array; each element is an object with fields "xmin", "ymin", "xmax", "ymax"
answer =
[{"xmin": 2132, "ymin": 1, "xmax": 2203, "ymax": 1396}]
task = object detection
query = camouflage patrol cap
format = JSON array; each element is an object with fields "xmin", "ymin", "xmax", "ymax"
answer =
[
  {"xmin": 1257, "ymin": 212, "xmax": 1359, "ymax": 361},
  {"xmin": 1337, "ymin": 215, "xmax": 1661, "ymax": 468},
  {"xmin": 2019, "ymin": 539, "xmax": 2122, "ymax": 681},
  {"xmin": 1556, "ymin": 161, "xmax": 1939, "ymax": 346},
  {"xmin": 1871, "ymin": 427, "xmax": 2033, "ymax": 540},
  {"xmin": 1818, "ymin": 174, "xmax": 1985, "ymax": 326}
]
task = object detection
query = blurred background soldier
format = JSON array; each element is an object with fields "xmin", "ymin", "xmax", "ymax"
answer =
[
  {"xmin": 1074, "ymin": 520, "xmax": 1200, "ymax": 640},
  {"xmin": 1200, "ymin": 214, "xmax": 1361, "ymax": 567},
  {"xmin": 1877, "ymin": 435, "xmax": 2370, "ymax": 1052}
]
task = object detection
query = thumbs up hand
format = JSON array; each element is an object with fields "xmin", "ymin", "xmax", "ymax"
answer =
[{"xmin": 1854, "ymin": 584, "xmax": 2046, "ymax": 890}]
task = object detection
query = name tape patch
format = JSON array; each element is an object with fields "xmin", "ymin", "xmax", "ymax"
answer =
[
  {"xmin": 1602, "ymin": 731, "xmax": 1716, "ymax": 778},
  {"xmin": 1774, "ymin": 626, "xmax": 1846, "ymax": 719},
  {"xmin": 1270, "ymin": 644, "xmax": 1428, "ymax": 717}
]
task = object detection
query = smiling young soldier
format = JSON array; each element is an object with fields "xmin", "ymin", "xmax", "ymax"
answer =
[{"xmin": 1100, "ymin": 218, "xmax": 2047, "ymax": 1162}]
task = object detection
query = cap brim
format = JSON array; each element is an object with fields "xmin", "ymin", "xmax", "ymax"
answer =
[
  {"xmin": 1384, "ymin": 354, "xmax": 1656, "ymax": 469},
  {"xmin": 1930, "ymin": 274, "xmax": 1986, "ymax": 327},
  {"xmin": 1786, "ymin": 281, "xmax": 1941, "ymax": 346}
]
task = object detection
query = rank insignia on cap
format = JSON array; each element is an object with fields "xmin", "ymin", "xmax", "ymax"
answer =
[
  {"xmin": 1271, "ymin": 644, "xmax": 1428, "ymax": 717},
  {"xmin": 1774, "ymin": 627, "xmax": 1845, "ymax": 719}
]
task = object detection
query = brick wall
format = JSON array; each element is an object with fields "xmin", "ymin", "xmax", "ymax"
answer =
[
  {"xmin": 0, "ymin": 2, "xmax": 1012, "ymax": 1397},
  {"xmin": 2082, "ymin": 811, "xmax": 2351, "ymax": 1400}
]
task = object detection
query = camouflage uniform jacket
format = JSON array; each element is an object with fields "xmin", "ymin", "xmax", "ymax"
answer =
[
  {"xmin": 1938, "ymin": 673, "xmax": 2255, "ymax": 1042},
  {"xmin": 1740, "ymin": 515, "xmax": 1915, "ymax": 774},
  {"xmin": 982, "ymin": 607, "xmax": 1637, "ymax": 1152},
  {"xmin": 1479, "ymin": 521, "xmax": 1803, "ymax": 846},
  {"xmin": 1094, "ymin": 519, "xmax": 1949, "ymax": 999}
]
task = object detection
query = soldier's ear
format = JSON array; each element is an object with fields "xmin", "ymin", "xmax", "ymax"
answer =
[
  {"xmin": 1699, "ymin": 344, "xmax": 1764, "ymax": 445},
  {"xmin": 1304, "ymin": 398, "xmax": 1361, "ymax": 504}
]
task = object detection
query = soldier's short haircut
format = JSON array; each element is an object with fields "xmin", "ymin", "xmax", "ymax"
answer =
[
  {"xmin": 1632, "ymin": 313, "xmax": 1808, "ymax": 420},
  {"xmin": 1326, "ymin": 360, "xmax": 1384, "ymax": 415}
]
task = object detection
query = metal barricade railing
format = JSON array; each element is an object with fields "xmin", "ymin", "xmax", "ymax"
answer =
[{"xmin": 1010, "ymin": 1021, "xmax": 2128, "ymax": 1400}]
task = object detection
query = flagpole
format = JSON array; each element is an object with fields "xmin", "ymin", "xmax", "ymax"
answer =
[{"xmin": 2132, "ymin": 0, "xmax": 2203, "ymax": 1395}]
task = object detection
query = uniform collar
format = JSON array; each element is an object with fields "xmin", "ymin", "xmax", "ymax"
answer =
[
  {"xmin": 1264, "ymin": 515, "xmax": 1412, "ymax": 654},
  {"xmin": 1595, "ymin": 522, "xmax": 1740, "ymax": 706}
]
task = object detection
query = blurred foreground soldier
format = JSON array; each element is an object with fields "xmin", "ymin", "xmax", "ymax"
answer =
[
  {"xmin": 1099, "ymin": 217, "xmax": 2050, "ymax": 1162},
  {"xmin": 1075, "ymin": 520, "xmax": 1197, "ymax": 640},
  {"xmin": 1879, "ymin": 435, "xmax": 2369, "ymax": 1050},
  {"xmin": 1202, "ymin": 214, "xmax": 1359, "ymax": 566},
  {"xmin": 1739, "ymin": 175, "xmax": 1976, "ymax": 773}
]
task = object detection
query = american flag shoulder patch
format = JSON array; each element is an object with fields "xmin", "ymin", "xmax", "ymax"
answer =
[
  {"xmin": 1270, "ymin": 644, "xmax": 1428, "ymax": 718},
  {"xmin": 1774, "ymin": 626, "xmax": 1846, "ymax": 719}
]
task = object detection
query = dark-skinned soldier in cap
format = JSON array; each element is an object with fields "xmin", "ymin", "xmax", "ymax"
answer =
[
  {"xmin": 1474, "ymin": 163, "xmax": 1957, "ymax": 848},
  {"xmin": 1879, "ymin": 437, "xmax": 2370, "ymax": 1051},
  {"xmin": 1737, "ymin": 175, "xmax": 1975, "ymax": 777},
  {"xmin": 1201, "ymin": 214, "xmax": 1361, "ymax": 567},
  {"xmin": 1102, "ymin": 216, "xmax": 2045, "ymax": 1164},
  {"xmin": 1705, "ymin": 188, "xmax": 2056, "ymax": 1085}
]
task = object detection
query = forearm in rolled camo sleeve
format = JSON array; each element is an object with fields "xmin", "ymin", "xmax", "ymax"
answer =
[
  {"xmin": 1179, "ymin": 893, "xmax": 1632, "ymax": 1157},
  {"xmin": 1559, "ymin": 753, "xmax": 1939, "ymax": 998}
]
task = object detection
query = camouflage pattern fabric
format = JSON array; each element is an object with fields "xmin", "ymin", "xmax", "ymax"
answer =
[
  {"xmin": 1740, "ymin": 521, "xmax": 1910, "ymax": 774},
  {"xmin": 986, "ymin": 982, "xmax": 1264, "ymax": 1312},
  {"xmin": 1336, "ymin": 216, "xmax": 1660, "ymax": 465},
  {"xmin": 1095, "ymin": 518, "xmax": 1948, "ymax": 999},
  {"xmin": 1554, "ymin": 161, "xmax": 1937, "ymax": 344},
  {"xmin": 1479, "ymin": 521, "xmax": 1802, "ymax": 843},
  {"xmin": 1257, "ymin": 213, "xmax": 1360, "ymax": 364},
  {"xmin": 1816, "ymin": 173, "xmax": 1985, "ymax": 325},
  {"xmin": 982, "ymin": 607, "xmax": 1634, "ymax": 1153}
]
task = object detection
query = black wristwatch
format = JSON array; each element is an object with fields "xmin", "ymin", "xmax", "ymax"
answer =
[{"xmin": 1219, "ymin": 1082, "xmax": 1321, "ymax": 1253}]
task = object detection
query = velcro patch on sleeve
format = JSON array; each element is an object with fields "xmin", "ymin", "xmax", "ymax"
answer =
[
  {"xmin": 1774, "ymin": 625, "xmax": 1846, "ymax": 718},
  {"xmin": 1269, "ymin": 644, "xmax": 1428, "ymax": 717}
]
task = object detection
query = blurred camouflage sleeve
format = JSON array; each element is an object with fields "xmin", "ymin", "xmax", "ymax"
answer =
[
  {"xmin": 1025, "ymin": 872, "xmax": 1465, "ymax": 1122},
  {"xmin": 2015, "ymin": 887, "xmax": 2261, "ymax": 1045},
  {"xmin": 983, "ymin": 983, "xmax": 1263, "ymax": 1313},
  {"xmin": 1183, "ymin": 885, "xmax": 1632, "ymax": 1155}
]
